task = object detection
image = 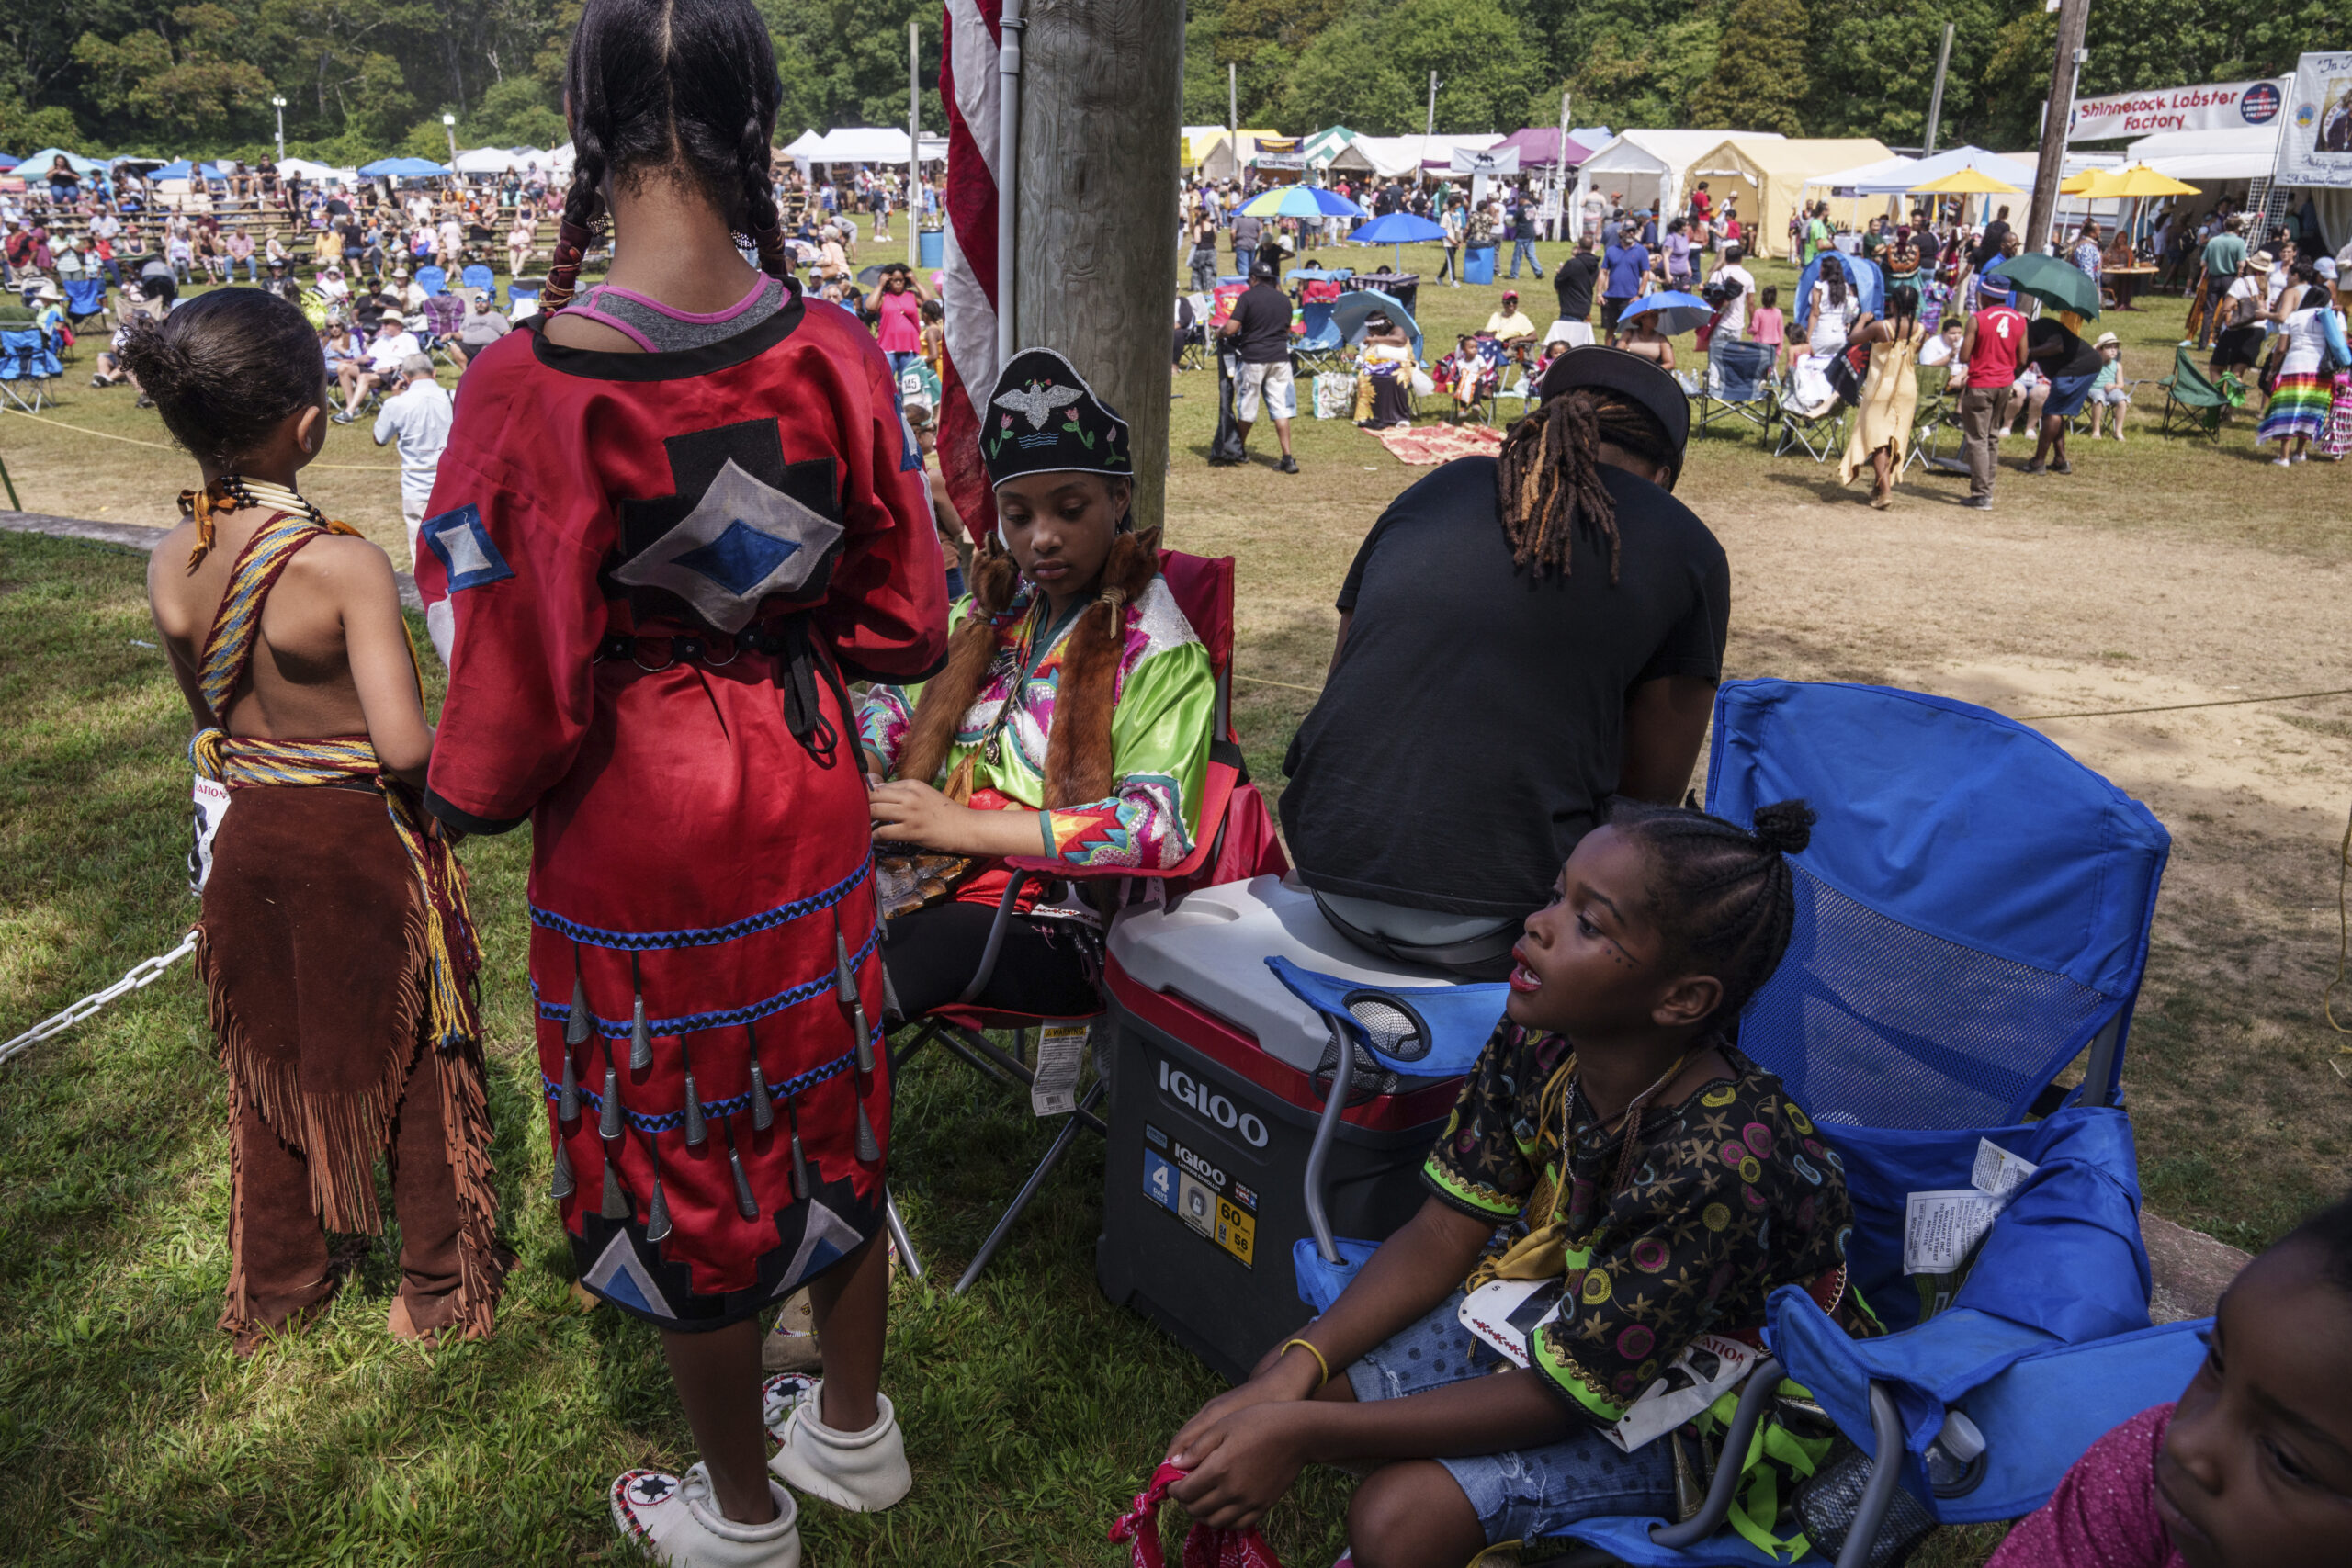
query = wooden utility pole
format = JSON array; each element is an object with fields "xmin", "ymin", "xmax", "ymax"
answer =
[
  {"xmin": 1018, "ymin": 0, "xmax": 1184, "ymax": 534},
  {"xmin": 2025, "ymin": 0, "xmax": 2091, "ymax": 255},
  {"xmin": 1923, "ymin": 23, "xmax": 1954, "ymax": 157}
]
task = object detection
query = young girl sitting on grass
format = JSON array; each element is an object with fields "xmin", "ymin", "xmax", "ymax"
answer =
[
  {"xmin": 1986, "ymin": 1190, "xmax": 2352, "ymax": 1568},
  {"xmin": 1163, "ymin": 799, "xmax": 1879, "ymax": 1568}
]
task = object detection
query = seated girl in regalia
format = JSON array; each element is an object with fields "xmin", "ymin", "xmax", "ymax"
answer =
[{"xmin": 859, "ymin": 347, "xmax": 1215, "ymax": 1021}]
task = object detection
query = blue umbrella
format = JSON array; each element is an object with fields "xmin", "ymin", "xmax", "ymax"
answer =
[
  {"xmin": 1618, "ymin": 290, "xmax": 1714, "ymax": 337},
  {"xmin": 1330, "ymin": 288, "xmax": 1421, "ymax": 358},
  {"xmin": 1351, "ymin": 209, "xmax": 1446, "ymax": 273},
  {"xmin": 359, "ymin": 156, "xmax": 452, "ymax": 179}
]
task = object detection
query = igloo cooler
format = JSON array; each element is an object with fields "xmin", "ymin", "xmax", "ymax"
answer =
[{"xmin": 1093, "ymin": 874, "xmax": 1476, "ymax": 1383}]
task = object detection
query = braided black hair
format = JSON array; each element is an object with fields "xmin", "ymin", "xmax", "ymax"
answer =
[
  {"xmin": 556, "ymin": 0, "xmax": 789, "ymax": 297},
  {"xmin": 1495, "ymin": 389, "xmax": 1677, "ymax": 583},
  {"xmin": 1610, "ymin": 795, "xmax": 1817, "ymax": 1025}
]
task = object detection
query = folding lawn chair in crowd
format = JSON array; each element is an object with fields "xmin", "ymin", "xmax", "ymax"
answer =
[
  {"xmin": 507, "ymin": 282, "xmax": 542, "ymax": 320},
  {"xmin": 1293, "ymin": 299, "xmax": 1347, "ymax": 375},
  {"xmin": 1174, "ymin": 293, "xmax": 1213, "ymax": 372},
  {"xmin": 413, "ymin": 265, "xmax": 447, "ymax": 299},
  {"xmin": 1695, "ymin": 338, "xmax": 1778, "ymax": 436},
  {"xmin": 0, "ymin": 326, "xmax": 62, "ymax": 412},
  {"xmin": 62, "ymin": 279, "xmax": 110, "ymax": 337},
  {"xmin": 2157, "ymin": 343, "xmax": 2228, "ymax": 443},
  {"xmin": 1283, "ymin": 678, "xmax": 2178, "ymax": 1568},
  {"xmin": 459, "ymin": 263, "xmax": 495, "ymax": 300},
  {"xmin": 1902, "ymin": 366, "xmax": 1970, "ymax": 479},
  {"xmin": 886, "ymin": 550, "xmax": 1278, "ymax": 1294}
]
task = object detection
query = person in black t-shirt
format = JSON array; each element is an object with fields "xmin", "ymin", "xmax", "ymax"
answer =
[
  {"xmin": 1217, "ymin": 259, "xmax": 1300, "ymax": 472},
  {"xmin": 1553, "ymin": 237, "xmax": 1600, "ymax": 328},
  {"xmin": 1280, "ymin": 348, "xmax": 1728, "ymax": 976}
]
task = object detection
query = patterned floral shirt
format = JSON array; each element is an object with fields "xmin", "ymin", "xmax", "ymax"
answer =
[
  {"xmin": 1424, "ymin": 1023, "xmax": 1874, "ymax": 1426},
  {"xmin": 859, "ymin": 576, "xmax": 1212, "ymax": 875}
]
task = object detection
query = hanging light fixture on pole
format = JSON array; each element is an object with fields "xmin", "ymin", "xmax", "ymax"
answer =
[
  {"xmin": 442, "ymin": 112, "xmax": 458, "ymax": 170},
  {"xmin": 272, "ymin": 95, "xmax": 288, "ymax": 164}
]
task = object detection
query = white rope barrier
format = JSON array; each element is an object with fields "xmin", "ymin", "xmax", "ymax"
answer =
[{"xmin": 0, "ymin": 931, "xmax": 197, "ymax": 1069}]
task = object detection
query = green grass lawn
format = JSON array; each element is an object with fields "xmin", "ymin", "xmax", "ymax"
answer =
[{"xmin": 0, "ymin": 242, "xmax": 2322, "ymax": 1566}]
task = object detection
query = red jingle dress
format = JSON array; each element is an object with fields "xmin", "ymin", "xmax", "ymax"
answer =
[{"xmin": 416, "ymin": 276, "xmax": 948, "ymax": 1328}]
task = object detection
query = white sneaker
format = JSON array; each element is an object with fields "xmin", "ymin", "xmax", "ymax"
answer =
[
  {"xmin": 610, "ymin": 1465, "xmax": 800, "ymax": 1568},
  {"xmin": 764, "ymin": 1376, "xmax": 911, "ymax": 1512}
]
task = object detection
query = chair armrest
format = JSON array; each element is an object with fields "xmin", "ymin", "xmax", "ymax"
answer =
[
  {"xmin": 955, "ymin": 870, "xmax": 1030, "ymax": 1006},
  {"xmin": 1648, "ymin": 1355, "xmax": 1787, "ymax": 1547}
]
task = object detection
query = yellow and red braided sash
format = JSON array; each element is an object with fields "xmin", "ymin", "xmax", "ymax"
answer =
[{"xmin": 187, "ymin": 497, "xmax": 482, "ymax": 1052}]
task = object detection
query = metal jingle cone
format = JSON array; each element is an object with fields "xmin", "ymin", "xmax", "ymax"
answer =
[
  {"xmin": 601, "ymin": 1154, "xmax": 629, "ymax": 1220},
  {"xmin": 646, "ymin": 1151, "xmax": 674, "ymax": 1245},
  {"xmin": 682, "ymin": 1055, "xmax": 707, "ymax": 1147},
  {"xmin": 564, "ymin": 942, "xmax": 591, "ymax": 1046},
  {"xmin": 600, "ymin": 1061, "xmax": 623, "ymax": 1142},
  {"xmin": 724, "ymin": 1117, "xmax": 760, "ymax": 1221},
  {"xmin": 628, "ymin": 951, "xmax": 652, "ymax": 1072},
  {"xmin": 550, "ymin": 1137, "xmax": 576, "ymax": 1200},
  {"xmin": 787, "ymin": 1100, "xmax": 811, "ymax": 1201},
  {"xmin": 557, "ymin": 1039, "xmax": 582, "ymax": 1123},
  {"xmin": 834, "ymin": 919, "xmax": 875, "ymax": 1075},
  {"xmin": 743, "ymin": 1023, "xmax": 775, "ymax": 1132},
  {"xmin": 855, "ymin": 1098, "xmax": 881, "ymax": 1163}
]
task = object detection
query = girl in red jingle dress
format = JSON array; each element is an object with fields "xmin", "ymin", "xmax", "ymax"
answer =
[{"xmin": 413, "ymin": 0, "xmax": 947, "ymax": 1560}]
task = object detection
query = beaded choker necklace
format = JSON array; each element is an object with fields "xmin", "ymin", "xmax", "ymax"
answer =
[{"xmin": 216, "ymin": 474, "xmax": 327, "ymax": 526}]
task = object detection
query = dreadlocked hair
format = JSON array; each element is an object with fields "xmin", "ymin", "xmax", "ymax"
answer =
[
  {"xmin": 1609, "ymin": 795, "xmax": 1817, "ymax": 1026},
  {"xmin": 549, "ymin": 0, "xmax": 788, "ymax": 308},
  {"xmin": 1494, "ymin": 389, "xmax": 1675, "ymax": 583}
]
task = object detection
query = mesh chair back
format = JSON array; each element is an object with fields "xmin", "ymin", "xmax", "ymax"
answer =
[
  {"xmin": 424, "ymin": 292, "xmax": 465, "ymax": 336},
  {"xmin": 1706, "ymin": 681, "xmax": 2168, "ymax": 1129},
  {"xmin": 416, "ymin": 265, "xmax": 447, "ymax": 297},
  {"xmin": 460, "ymin": 264, "xmax": 494, "ymax": 297},
  {"xmin": 1710, "ymin": 338, "xmax": 1774, "ymax": 401}
]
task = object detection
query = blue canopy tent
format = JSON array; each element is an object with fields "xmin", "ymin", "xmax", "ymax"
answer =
[
  {"xmin": 359, "ymin": 156, "xmax": 452, "ymax": 180},
  {"xmin": 1350, "ymin": 210, "xmax": 1444, "ymax": 272},
  {"xmin": 153, "ymin": 160, "xmax": 229, "ymax": 183},
  {"xmin": 0, "ymin": 154, "xmax": 19, "ymax": 172}
]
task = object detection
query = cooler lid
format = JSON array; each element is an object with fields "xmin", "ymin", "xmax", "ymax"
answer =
[{"xmin": 1107, "ymin": 874, "xmax": 1468, "ymax": 1074}]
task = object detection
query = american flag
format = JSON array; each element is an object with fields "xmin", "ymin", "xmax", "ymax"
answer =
[{"xmin": 938, "ymin": 0, "xmax": 1001, "ymax": 540}]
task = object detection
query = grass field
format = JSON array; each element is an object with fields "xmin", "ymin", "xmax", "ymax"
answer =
[{"xmin": 1, "ymin": 237, "xmax": 2344, "ymax": 1566}]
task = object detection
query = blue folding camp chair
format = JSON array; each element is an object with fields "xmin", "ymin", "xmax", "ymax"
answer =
[
  {"xmin": 415, "ymin": 265, "xmax": 447, "ymax": 298},
  {"xmin": 508, "ymin": 283, "xmax": 542, "ymax": 317},
  {"xmin": 459, "ymin": 263, "xmax": 495, "ymax": 300},
  {"xmin": 62, "ymin": 279, "xmax": 109, "ymax": 334},
  {"xmin": 1280, "ymin": 678, "xmax": 2177, "ymax": 1567},
  {"xmin": 1294, "ymin": 299, "xmax": 1346, "ymax": 374},
  {"xmin": 1697, "ymin": 339, "xmax": 1778, "ymax": 435},
  {"xmin": 1, "ymin": 326, "xmax": 62, "ymax": 411}
]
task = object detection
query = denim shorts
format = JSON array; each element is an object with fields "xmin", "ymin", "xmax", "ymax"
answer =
[{"xmin": 1346, "ymin": 1289, "xmax": 1678, "ymax": 1545}]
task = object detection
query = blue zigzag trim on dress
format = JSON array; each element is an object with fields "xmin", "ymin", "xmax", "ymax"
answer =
[
  {"xmin": 530, "ymin": 858, "xmax": 871, "ymax": 950},
  {"xmin": 530, "ymin": 925, "xmax": 882, "ymax": 1038},
  {"xmin": 544, "ymin": 1043, "xmax": 866, "ymax": 1134}
]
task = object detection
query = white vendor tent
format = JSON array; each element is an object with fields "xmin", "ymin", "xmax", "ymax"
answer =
[
  {"xmin": 1573, "ymin": 130, "xmax": 1782, "ymax": 224},
  {"xmin": 787, "ymin": 128, "xmax": 942, "ymax": 167},
  {"xmin": 1799, "ymin": 153, "xmax": 1918, "ymax": 194},
  {"xmin": 2124, "ymin": 127, "xmax": 2282, "ymax": 183}
]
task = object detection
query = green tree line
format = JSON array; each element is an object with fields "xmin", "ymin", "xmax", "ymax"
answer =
[{"xmin": 2, "ymin": 0, "xmax": 2344, "ymax": 163}]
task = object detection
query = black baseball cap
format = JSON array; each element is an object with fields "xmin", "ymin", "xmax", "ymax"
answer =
[{"xmin": 1536, "ymin": 346, "xmax": 1692, "ymax": 490}]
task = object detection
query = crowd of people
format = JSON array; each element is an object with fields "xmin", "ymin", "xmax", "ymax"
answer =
[{"xmin": 12, "ymin": 25, "xmax": 2352, "ymax": 1563}]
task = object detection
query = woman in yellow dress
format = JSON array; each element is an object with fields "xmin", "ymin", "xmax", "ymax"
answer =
[{"xmin": 1837, "ymin": 282, "xmax": 1926, "ymax": 509}]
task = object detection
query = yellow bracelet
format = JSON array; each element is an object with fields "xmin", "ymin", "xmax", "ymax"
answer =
[{"xmin": 1279, "ymin": 1337, "xmax": 1331, "ymax": 1388}]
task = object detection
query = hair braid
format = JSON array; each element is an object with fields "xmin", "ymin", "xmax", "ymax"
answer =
[
  {"xmin": 544, "ymin": 122, "xmax": 608, "ymax": 311},
  {"xmin": 737, "ymin": 109, "xmax": 790, "ymax": 281},
  {"xmin": 1608, "ymin": 796, "xmax": 1816, "ymax": 1025}
]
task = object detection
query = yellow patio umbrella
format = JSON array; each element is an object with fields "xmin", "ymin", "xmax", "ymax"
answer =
[
  {"xmin": 1912, "ymin": 167, "xmax": 2023, "ymax": 195},
  {"xmin": 2059, "ymin": 168, "xmax": 2104, "ymax": 195},
  {"xmin": 2089, "ymin": 163, "xmax": 2201, "ymax": 197}
]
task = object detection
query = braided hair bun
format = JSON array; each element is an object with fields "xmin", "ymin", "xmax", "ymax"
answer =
[{"xmin": 1748, "ymin": 798, "xmax": 1815, "ymax": 856}]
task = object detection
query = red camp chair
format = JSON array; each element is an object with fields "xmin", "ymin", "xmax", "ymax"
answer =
[{"xmin": 887, "ymin": 549, "xmax": 1288, "ymax": 1292}]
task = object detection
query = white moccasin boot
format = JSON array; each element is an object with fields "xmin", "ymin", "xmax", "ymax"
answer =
[
  {"xmin": 763, "ymin": 1375, "xmax": 911, "ymax": 1512},
  {"xmin": 610, "ymin": 1464, "xmax": 801, "ymax": 1567}
]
